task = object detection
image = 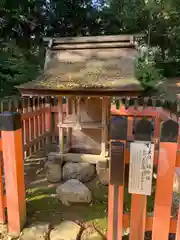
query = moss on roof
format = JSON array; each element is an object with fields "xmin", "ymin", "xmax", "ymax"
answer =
[{"xmin": 17, "ymin": 35, "xmax": 143, "ymax": 93}]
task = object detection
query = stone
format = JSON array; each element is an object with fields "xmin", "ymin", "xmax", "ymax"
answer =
[
  {"xmin": 171, "ymin": 192, "xmax": 180, "ymax": 217},
  {"xmin": 20, "ymin": 223, "xmax": 50, "ymax": 240},
  {"xmin": 48, "ymin": 152, "xmax": 62, "ymax": 162},
  {"xmin": 62, "ymin": 162, "xmax": 95, "ymax": 182},
  {"xmin": 50, "ymin": 221, "xmax": 81, "ymax": 240},
  {"xmin": 81, "ymin": 227, "xmax": 104, "ymax": 240},
  {"xmin": 44, "ymin": 159, "xmax": 62, "ymax": 183},
  {"xmin": 0, "ymin": 224, "xmax": 8, "ymax": 240},
  {"xmin": 96, "ymin": 161, "xmax": 109, "ymax": 185},
  {"xmin": 56, "ymin": 179, "xmax": 92, "ymax": 206},
  {"xmin": 173, "ymin": 168, "xmax": 180, "ymax": 193}
]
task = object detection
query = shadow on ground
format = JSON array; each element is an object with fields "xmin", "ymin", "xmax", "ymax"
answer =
[
  {"xmin": 24, "ymin": 147, "xmax": 156, "ymax": 239},
  {"xmin": 26, "ymin": 179, "xmax": 108, "ymax": 235}
]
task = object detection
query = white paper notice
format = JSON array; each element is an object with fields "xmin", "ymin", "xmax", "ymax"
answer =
[{"xmin": 128, "ymin": 142, "xmax": 154, "ymax": 196}]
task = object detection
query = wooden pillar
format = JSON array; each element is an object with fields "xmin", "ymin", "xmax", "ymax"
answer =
[
  {"xmin": 152, "ymin": 120, "xmax": 178, "ymax": 240},
  {"xmin": 45, "ymin": 96, "xmax": 52, "ymax": 145},
  {"xmin": 22, "ymin": 98, "xmax": 27, "ymax": 158},
  {"xmin": 37, "ymin": 97, "xmax": 41, "ymax": 150},
  {"xmin": 27, "ymin": 97, "xmax": 32, "ymax": 156},
  {"xmin": 58, "ymin": 96, "xmax": 64, "ymax": 154},
  {"xmin": 66, "ymin": 97, "xmax": 72, "ymax": 151},
  {"xmin": 0, "ymin": 112, "xmax": 26, "ymax": 236},
  {"xmin": 32, "ymin": 97, "xmax": 37, "ymax": 152},
  {"xmin": 108, "ymin": 117, "xmax": 127, "ymax": 240},
  {"xmin": 101, "ymin": 97, "xmax": 107, "ymax": 156},
  {"xmin": 75, "ymin": 96, "xmax": 82, "ymax": 130}
]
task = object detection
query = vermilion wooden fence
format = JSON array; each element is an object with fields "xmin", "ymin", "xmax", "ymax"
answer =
[
  {"xmin": 109, "ymin": 105, "xmax": 180, "ymax": 240},
  {"xmin": 0, "ymin": 97, "xmax": 179, "ymax": 238},
  {"xmin": 0, "ymin": 112, "xmax": 26, "ymax": 235},
  {"xmin": 0, "ymin": 97, "xmax": 53, "ymax": 158}
]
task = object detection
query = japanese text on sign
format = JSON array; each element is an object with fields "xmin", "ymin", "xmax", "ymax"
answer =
[{"xmin": 128, "ymin": 142, "xmax": 154, "ymax": 196}]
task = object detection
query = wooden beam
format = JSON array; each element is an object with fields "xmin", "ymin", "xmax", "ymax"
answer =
[
  {"xmin": 21, "ymin": 107, "xmax": 51, "ymax": 120},
  {"xmin": 51, "ymin": 42, "xmax": 135, "ymax": 50},
  {"xmin": 58, "ymin": 122, "xmax": 104, "ymax": 128},
  {"xmin": 23, "ymin": 131, "xmax": 51, "ymax": 151},
  {"xmin": 18, "ymin": 89, "xmax": 144, "ymax": 97},
  {"xmin": 43, "ymin": 35, "xmax": 140, "ymax": 44},
  {"xmin": 123, "ymin": 214, "xmax": 177, "ymax": 234}
]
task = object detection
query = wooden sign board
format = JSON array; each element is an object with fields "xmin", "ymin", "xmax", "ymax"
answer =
[
  {"xmin": 128, "ymin": 142, "xmax": 154, "ymax": 196},
  {"xmin": 110, "ymin": 141, "xmax": 124, "ymax": 185}
]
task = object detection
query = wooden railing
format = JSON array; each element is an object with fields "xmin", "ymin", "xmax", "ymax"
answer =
[
  {"xmin": 108, "ymin": 105, "xmax": 180, "ymax": 240},
  {"xmin": 0, "ymin": 97, "xmax": 180, "ymax": 238},
  {"xmin": 0, "ymin": 97, "xmax": 179, "ymax": 160}
]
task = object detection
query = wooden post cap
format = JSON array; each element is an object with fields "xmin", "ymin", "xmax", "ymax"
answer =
[
  {"xmin": 0, "ymin": 112, "xmax": 21, "ymax": 131},
  {"xmin": 160, "ymin": 120, "xmax": 179, "ymax": 142}
]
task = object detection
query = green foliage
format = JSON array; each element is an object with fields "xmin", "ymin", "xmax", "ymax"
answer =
[
  {"xmin": 135, "ymin": 47, "xmax": 164, "ymax": 90},
  {"xmin": 0, "ymin": 0, "xmax": 48, "ymax": 48},
  {"xmin": 0, "ymin": 42, "xmax": 42, "ymax": 97},
  {"xmin": 108, "ymin": 0, "xmax": 147, "ymax": 33},
  {"xmin": 1, "ymin": 0, "xmax": 180, "ymax": 96}
]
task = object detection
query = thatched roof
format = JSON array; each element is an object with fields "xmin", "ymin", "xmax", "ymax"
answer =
[{"xmin": 17, "ymin": 35, "xmax": 144, "ymax": 96}]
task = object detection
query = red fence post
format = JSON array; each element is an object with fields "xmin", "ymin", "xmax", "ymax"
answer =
[
  {"xmin": 108, "ymin": 141, "xmax": 125, "ymax": 240},
  {"xmin": 129, "ymin": 118, "xmax": 153, "ymax": 240},
  {"xmin": 0, "ymin": 112, "xmax": 26, "ymax": 236},
  {"xmin": 0, "ymin": 151, "xmax": 5, "ymax": 224},
  {"xmin": 152, "ymin": 120, "xmax": 178, "ymax": 240},
  {"xmin": 108, "ymin": 117, "xmax": 127, "ymax": 240}
]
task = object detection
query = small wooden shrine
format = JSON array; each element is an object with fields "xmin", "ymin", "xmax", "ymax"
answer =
[{"xmin": 17, "ymin": 35, "xmax": 144, "ymax": 161}]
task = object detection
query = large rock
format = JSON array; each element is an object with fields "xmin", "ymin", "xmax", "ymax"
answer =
[
  {"xmin": 20, "ymin": 223, "xmax": 50, "ymax": 240},
  {"xmin": 81, "ymin": 227, "xmax": 104, "ymax": 240},
  {"xmin": 44, "ymin": 157, "xmax": 62, "ymax": 183},
  {"xmin": 62, "ymin": 162, "xmax": 95, "ymax": 182},
  {"xmin": 173, "ymin": 168, "xmax": 180, "ymax": 193},
  {"xmin": 50, "ymin": 221, "xmax": 81, "ymax": 240},
  {"xmin": 56, "ymin": 179, "xmax": 92, "ymax": 206},
  {"xmin": 96, "ymin": 161, "xmax": 109, "ymax": 185}
]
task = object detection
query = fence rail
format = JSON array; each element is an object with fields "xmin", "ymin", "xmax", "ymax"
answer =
[
  {"xmin": 0, "ymin": 97, "xmax": 53, "ymax": 158},
  {"xmin": 0, "ymin": 96, "xmax": 179, "ymax": 238},
  {"xmin": 109, "ymin": 105, "xmax": 180, "ymax": 240},
  {"xmin": 0, "ymin": 96, "xmax": 179, "ymax": 159}
]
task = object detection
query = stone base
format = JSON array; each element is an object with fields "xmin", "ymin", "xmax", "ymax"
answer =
[{"xmin": 48, "ymin": 152, "xmax": 109, "ymax": 164}]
